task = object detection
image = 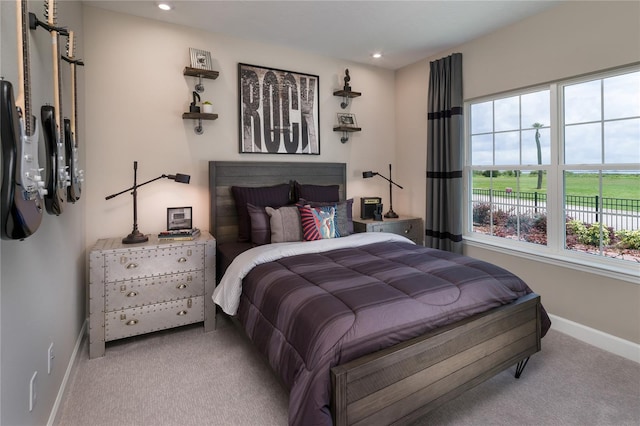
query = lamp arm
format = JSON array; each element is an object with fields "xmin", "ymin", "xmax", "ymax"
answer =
[
  {"xmin": 375, "ymin": 173, "xmax": 404, "ymax": 190},
  {"xmin": 105, "ymin": 175, "xmax": 167, "ymax": 200}
]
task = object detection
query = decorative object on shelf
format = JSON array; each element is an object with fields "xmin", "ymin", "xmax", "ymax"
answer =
[
  {"xmin": 333, "ymin": 112, "xmax": 361, "ymax": 143},
  {"xmin": 343, "ymin": 68, "xmax": 351, "ymax": 92},
  {"xmin": 238, "ymin": 63, "xmax": 320, "ymax": 155},
  {"xmin": 333, "ymin": 68, "xmax": 361, "ymax": 108},
  {"xmin": 105, "ymin": 161, "xmax": 190, "ymax": 244},
  {"xmin": 189, "ymin": 91, "xmax": 201, "ymax": 113},
  {"xmin": 202, "ymin": 101, "xmax": 213, "ymax": 114},
  {"xmin": 337, "ymin": 112, "xmax": 357, "ymax": 128},
  {"xmin": 362, "ymin": 164, "xmax": 403, "ymax": 218},
  {"xmin": 189, "ymin": 48, "xmax": 213, "ymax": 71},
  {"xmin": 167, "ymin": 206, "xmax": 192, "ymax": 231}
]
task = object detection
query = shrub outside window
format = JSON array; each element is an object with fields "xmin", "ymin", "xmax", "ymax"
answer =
[{"xmin": 466, "ymin": 67, "xmax": 640, "ymax": 272}]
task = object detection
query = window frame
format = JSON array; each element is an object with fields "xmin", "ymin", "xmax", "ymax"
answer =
[{"xmin": 463, "ymin": 65, "xmax": 640, "ymax": 283}]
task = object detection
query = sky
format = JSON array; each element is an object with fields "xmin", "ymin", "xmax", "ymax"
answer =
[{"xmin": 470, "ymin": 70, "xmax": 640, "ymax": 167}]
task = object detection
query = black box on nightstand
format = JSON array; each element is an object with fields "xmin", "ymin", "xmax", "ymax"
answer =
[{"xmin": 361, "ymin": 197, "xmax": 382, "ymax": 219}]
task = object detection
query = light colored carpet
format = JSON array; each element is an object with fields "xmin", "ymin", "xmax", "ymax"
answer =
[{"xmin": 55, "ymin": 315, "xmax": 640, "ymax": 426}]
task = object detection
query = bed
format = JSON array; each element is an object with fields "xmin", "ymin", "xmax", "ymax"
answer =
[{"xmin": 209, "ymin": 161, "xmax": 551, "ymax": 426}]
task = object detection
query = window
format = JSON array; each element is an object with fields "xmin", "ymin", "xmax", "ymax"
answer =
[{"xmin": 466, "ymin": 67, "xmax": 640, "ymax": 273}]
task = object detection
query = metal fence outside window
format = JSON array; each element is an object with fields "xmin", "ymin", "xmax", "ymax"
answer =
[{"xmin": 472, "ymin": 189, "xmax": 640, "ymax": 231}]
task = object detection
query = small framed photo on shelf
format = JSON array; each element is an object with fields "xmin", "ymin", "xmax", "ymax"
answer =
[
  {"xmin": 337, "ymin": 112, "xmax": 358, "ymax": 128},
  {"xmin": 189, "ymin": 48, "xmax": 213, "ymax": 70},
  {"xmin": 167, "ymin": 207, "xmax": 193, "ymax": 231}
]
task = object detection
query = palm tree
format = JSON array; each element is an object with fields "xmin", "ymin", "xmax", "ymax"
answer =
[{"xmin": 532, "ymin": 123, "xmax": 544, "ymax": 189}]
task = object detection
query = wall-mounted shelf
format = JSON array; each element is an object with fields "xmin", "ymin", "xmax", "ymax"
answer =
[
  {"xmin": 333, "ymin": 125, "xmax": 362, "ymax": 143},
  {"xmin": 333, "ymin": 89, "xmax": 362, "ymax": 109},
  {"xmin": 183, "ymin": 67, "xmax": 219, "ymax": 80},
  {"xmin": 182, "ymin": 112, "xmax": 219, "ymax": 120},
  {"xmin": 183, "ymin": 67, "xmax": 219, "ymax": 134},
  {"xmin": 182, "ymin": 112, "xmax": 218, "ymax": 135}
]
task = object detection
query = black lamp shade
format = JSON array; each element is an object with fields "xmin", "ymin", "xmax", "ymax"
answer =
[
  {"xmin": 362, "ymin": 171, "xmax": 375, "ymax": 178},
  {"xmin": 169, "ymin": 173, "xmax": 191, "ymax": 184}
]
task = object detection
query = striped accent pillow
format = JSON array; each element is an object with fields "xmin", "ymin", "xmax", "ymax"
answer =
[{"xmin": 297, "ymin": 205, "xmax": 336, "ymax": 241}]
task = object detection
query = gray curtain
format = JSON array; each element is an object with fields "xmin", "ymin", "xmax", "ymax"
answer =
[{"xmin": 425, "ymin": 53, "xmax": 463, "ymax": 253}]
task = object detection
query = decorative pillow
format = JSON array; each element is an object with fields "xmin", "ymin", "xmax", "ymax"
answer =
[
  {"xmin": 246, "ymin": 204, "xmax": 270, "ymax": 245},
  {"xmin": 265, "ymin": 206, "xmax": 303, "ymax": 243},
  {"xmin": 231, "ymin": 183, "xmax": 291, "ymax": 242},
  {"xmin": 297, "ymin": 205, "xmax": 336, "ymax": 241},
  {"xmin": 302, "ymin": 198, "xmax": 354, "ymax": 236},
  {"xmin": 294, "ymin": 182, "xmax": 340, "ymax": 203}
]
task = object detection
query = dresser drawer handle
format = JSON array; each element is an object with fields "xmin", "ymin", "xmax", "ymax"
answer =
[
  {"xmin": 177, "ymin": 283, "xmax": 188, "ymax": 290},
  {"xmin": 177, "ymin": 257, "xmax": 187, "ymax": 263},
  {"xmin": 126, "ymin": 319, "xmax": 139, "ymax": 326},
  {"xmin": 177, "ymin": 310, "xmax": 188, "ymax": 316},
  {"xmin": 126, "ymin": 263, "xmax": 138, "ymax": 269},
  {"xmin": 126, "ymin": 291, "xmax": 138, "ymax": 297}
]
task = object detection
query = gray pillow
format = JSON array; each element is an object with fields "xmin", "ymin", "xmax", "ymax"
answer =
[{"xmin": 265, "ymin": 206, "xmax": 303, "ymax": 243}]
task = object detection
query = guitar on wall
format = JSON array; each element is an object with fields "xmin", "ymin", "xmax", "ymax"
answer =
[
  {"xmin": 0, "ymin": 0, "xmax": 47, "ymax": 240},
  {"xmin": 34, "ymin": 0, "xmax": 70, "ymax": 215},
  {"xmin": 62, "ymin": 30, "xmax": 84, "ymax": 202}
]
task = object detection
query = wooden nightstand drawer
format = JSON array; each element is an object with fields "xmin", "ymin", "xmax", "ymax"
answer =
[
  {"xmin": 104, "ymin": 244, "xmax": 204, "ymax": 282},
  {"xmin": 105, "ymin": 297, "xmax": 204, "ymax": 341},
  {"xmin": 105, "ymin": 270, "xmax": 204, "ymax": 311}
]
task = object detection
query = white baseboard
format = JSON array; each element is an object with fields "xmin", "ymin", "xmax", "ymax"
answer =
[
  {"xmin": 47, "ymin": 319, "xmax": 87, "ymax": 426},
  {"xmin": 549, "ymin": 314, "xmax": 640, "ymax": 364}
]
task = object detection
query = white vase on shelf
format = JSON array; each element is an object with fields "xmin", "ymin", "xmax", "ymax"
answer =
[{"xmin": 202, "ymin": 103, "xmax": 214, "ymax": 114}]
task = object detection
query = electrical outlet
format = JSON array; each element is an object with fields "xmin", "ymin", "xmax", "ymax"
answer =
[
  {"xmin": 48, "ymin": 343, "xmax": 54, "ymax": 374},
  {"xmin": 29, "ymin": 371, "xmax": 37, "ymax": 412}
]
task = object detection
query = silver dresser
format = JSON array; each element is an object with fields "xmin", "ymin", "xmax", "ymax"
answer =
[
  {"xmin": 352, "ymin": 216, "xmax": 424, "ymax": 245},
  {"xmin": 88, "ymin": 232, "xmax": 215, "ymax": 358}
]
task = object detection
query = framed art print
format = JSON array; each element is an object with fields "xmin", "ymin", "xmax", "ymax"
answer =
[
  {"xmin": 238, "ymin": 63, "xmax": 320, "ymax": 155},
  {"xmin": 189, "ymin": 48, "xmax": 213, "ymax": 70},
  {"xmin": 167, "ymin": 207, "xmax": 193, "ymax": 231},
  {"xmin": 337, "ymin": 112, "xmax": 358, "ymax": 128}
]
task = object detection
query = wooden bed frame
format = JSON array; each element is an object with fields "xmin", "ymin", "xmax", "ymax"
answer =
[{"xmin": 208, "ymin": 161, "xmax": 542, "ymax": 425}]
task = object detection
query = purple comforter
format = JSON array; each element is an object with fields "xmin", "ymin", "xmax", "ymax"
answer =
[{"xmin": 235, "ymin": 240, "xmax": 550, "ymax": 425}]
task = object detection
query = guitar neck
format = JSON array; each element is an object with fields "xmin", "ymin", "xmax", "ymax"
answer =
[
  {"xmin": 45, "ymin": 0, "xmax": 63, "ymax": 134},
  {"xmin": 16, "ymin": 0, "xmax": 33, "ymax": 136},
  {"xmin": 51, "ymin": 31, "xmax": 63, "ymax": 132},
  {"xmin": 68, "ymin": 31, "xmax": 78, "ymax": 143}
]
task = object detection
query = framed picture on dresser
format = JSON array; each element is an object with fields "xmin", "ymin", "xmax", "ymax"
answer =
[
  {"xmin": 238, "ymin": 63, "xmax": 320, "ymax": 155},
  {"xmin": 167, "ymin": 207, "xmax": 192, "ymax": 231}
]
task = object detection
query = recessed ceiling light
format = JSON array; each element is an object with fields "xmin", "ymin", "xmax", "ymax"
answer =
[
  {"xmin": 372, "ymin": 52, "xmax": 383, "ymax": 59},
  {"xmin": 158, "ymin": 3, "xmax": 172, "ymax": 11}
]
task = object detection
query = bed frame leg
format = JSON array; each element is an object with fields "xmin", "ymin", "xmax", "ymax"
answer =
[{"xmin": 514, "ymin": 357, "xmax": 530, "ymax": 379}]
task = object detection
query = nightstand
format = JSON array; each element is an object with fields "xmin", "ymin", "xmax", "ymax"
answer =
[
  {"xmin": 88, "ymin": 231, "xmax": 215, "ymax": 358},
  {"xmin": 353, "ymin": 216, "xmax": 424, "ymax": 245}
]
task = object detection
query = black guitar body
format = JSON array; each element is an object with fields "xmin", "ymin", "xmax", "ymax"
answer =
[
  {"xmin": 41, "ymin": 105, "xmax": 65, "ymax": 215},
  {"xmin": 1, "ymin": 80, "xmax": 43, "ymax": 239},
  {"xmin": 64, "ymin": 118, "xmax": 80, "ymax": 202}
]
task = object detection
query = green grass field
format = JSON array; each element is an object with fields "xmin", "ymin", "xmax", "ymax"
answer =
[{"xmin": 472, "ymin": 173, "xmax": 640, "ymax": 199}]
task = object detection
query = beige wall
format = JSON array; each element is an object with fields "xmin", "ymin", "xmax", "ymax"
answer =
[
  {"xmin": 83, "ymin": 6, "xmax": 397, "ymax": 248},
  {"xmin": 396, "ymin": 0, "xmax": 640, "ymax": 343}
]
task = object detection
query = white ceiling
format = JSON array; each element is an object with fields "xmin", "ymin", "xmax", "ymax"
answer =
[{"xmin": 83, "ymin": 0, "xmax": 563, "ymax": 70}]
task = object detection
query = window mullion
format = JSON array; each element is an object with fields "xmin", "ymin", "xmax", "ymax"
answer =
[{"xmin": 547, "ymin": 83, "xmax": 563, "ymax": 254}]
